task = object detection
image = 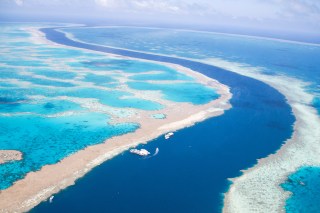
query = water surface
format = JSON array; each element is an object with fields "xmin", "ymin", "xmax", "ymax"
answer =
[{"xmin": 32, "ymin": 26, "xmax": 295, "ymax": 212}]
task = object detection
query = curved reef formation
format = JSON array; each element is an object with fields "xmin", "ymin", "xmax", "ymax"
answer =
[{"xmin": 205, "ymin": 59, "xmax": 320, "ymax": 213}]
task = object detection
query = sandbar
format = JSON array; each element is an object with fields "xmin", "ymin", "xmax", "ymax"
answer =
[{"xmin": 0, "ymin": 150, "xmax": 23, "ymax": 164}]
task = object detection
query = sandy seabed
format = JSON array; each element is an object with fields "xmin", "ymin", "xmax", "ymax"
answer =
[
  {"xmin": 0, "ymin": 150, "xmax": 22, "ymax": 164},
  {"xmin": 0, "ymin": 27, "xmax": 232, "ymax": 213}
]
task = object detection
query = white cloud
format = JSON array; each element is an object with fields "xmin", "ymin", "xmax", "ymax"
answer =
[
  {"xmin": 94, "ymin": 0, "xmax": 181, "ymax": 13},
  {"xmin": 14, "ymin": 0, "xmax": 23, "ymax": 6},
  {"xmin": 1, "ymin": 0, "xmax": 319, "ymax": 33},
  {"xmin": 132, "ymin": 1, "xmax": 180, "ymax": 12},
  {"xmin": 95, "ymin": 0, "xmax": 120, "ymax": 8}
]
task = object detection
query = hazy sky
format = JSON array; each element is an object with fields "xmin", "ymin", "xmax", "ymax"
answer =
[{"xmin": 1, "ymin": 0, "xmax": 319, "ymax": 37}]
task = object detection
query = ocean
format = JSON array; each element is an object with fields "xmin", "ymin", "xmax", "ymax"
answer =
[
  {"xmin": 54, "ymin": 26, "xmax": 320, "ymax": 212},
  {"xmin": 30, "ymin": 26, "xmax": 295, "ymax": 212}
]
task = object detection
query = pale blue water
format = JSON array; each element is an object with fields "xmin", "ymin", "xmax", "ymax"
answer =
[
  {"xmin": 0, "ymin": 100, "xmax": 82, "ymax": 115},
  {"xmin": 83, "ymin": 73, "xmax": 118, "ymax": 87},
  {"xmin": 128, "ymin": 81, "xmax": 219, "ymax": 104},
  {"xmin": 129, "ymin": 72, "xmax": 193, "ymax": 81},
  {"xmin": 0, "ymin": 59, "xmax": 46, "ymax": 67},
  {"xmin": 0, "ymin": 23, "xmax": 220, "ymax": 191},
  {"xmin": 29, "ymin": 69, "xmax": 78, "ymax": 80},
  {"xmin": 0, "ymin": 82, "xmax": 16, "ymax": 87},
  {"xmin": 21, "ymin": 76, "xmax": 76, "ymax": 87},
  {"xmin": 60, "ymin": 26, "xmax": 320, "ymax": 212},
  {"xmin": 68, "ymin": 58, "xmax": 183, "ymax": 73},
  {"xmin": 49, "ymin": 88, "xmax": 164, "ymax": 110},
  {"xmin": 281, "ymin": 167, "xmax": 320, "ymax": 213},
  {"xmin": 63, "ymin": 27, "xmax": 320, "ymax": 113},
  {"xmin": 36, "ymin": 47, "xmax": 102, "ymax": 58}
]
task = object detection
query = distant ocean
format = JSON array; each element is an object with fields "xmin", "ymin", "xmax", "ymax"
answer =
[{"xmin": 30, "ymin": 26, "xmax": 297, "ymax": 213}]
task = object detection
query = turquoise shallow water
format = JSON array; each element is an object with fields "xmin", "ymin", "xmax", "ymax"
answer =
[
  {"xmin": 68, "ymin": 59, "xmax": 180, "ymax": 73},
  {"xmin": 0, "ymin": 99, "xmax": 82, "ymax": 115},
  {"xmin": 129, "ymin": 71, "xmax": 193, "ymax": 81},
  {"xmin": 281, "ymin": 167, "xmax": 320, "ymax": 213},
  {"xmin": 128, "ymin": 81, "xmax": 219, "ymax": 104},
  {"xmin": 83, "ymin": 73, "xmax": 118, "ymax": 87},
  {"xmin": 0, "ymin": 113, "xmax": 139, "ymax": 190},
  {"xmin": 50, "ymin": 88, "xmax": 165, "ymax": 110},
  {"xmin": 0, "ymin": 23, "xmax": 220, "ymax": 190},
  {"xmin": 28, "ymin": 69, "xmax": 78, "ymax": 80}
]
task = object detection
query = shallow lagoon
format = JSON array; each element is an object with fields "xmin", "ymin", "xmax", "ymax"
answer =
[
  {"xmin": 0, "ymin": 99, "xmax": 82, "ymax": 115},
  {"xmin": 0, "ymin": 23, "xmax": 220, "ymax": 190},
  {"xmin": 0, "ymin": 113, "xmax": 139, "ymax": 190},
  {"xmin": 128, "ymin": 81, "xmax": 219, "ymax": 105}
]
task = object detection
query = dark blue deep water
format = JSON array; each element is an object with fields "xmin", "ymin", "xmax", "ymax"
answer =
[{"xmin": 32, "ymin": 27, "xmax": 295, "ymax": 213}]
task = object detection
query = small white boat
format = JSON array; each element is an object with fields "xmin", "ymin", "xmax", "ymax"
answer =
[
  {"xmin": 154, "ymin": 148, "xmax": 159, "ymax": 156},
  {"xmin": 49, "ymin": 195, "xmax": 54, "ymax": 203},
  {"xmin": 130, "ymin": 148, "xmax": 150, "ymax": 156},
  {"xmin": 164, "ymin": 132, "xmax": 174, "ymax": 139}
]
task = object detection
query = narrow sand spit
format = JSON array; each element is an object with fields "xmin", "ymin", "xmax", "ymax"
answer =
[
  {"xmin": 0, "ymin": 27, "xmax": 232, "ymax": 213},
  {"xmin": 202, "ymin": 58, "xmax": 320, "ymax": 213}
]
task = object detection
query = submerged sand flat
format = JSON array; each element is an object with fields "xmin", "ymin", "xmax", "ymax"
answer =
[
  {"xmin": 0, "ymin": 25, "xmax": 232, "ymax": 212},
  {"xmin": 0, "ymin": 150, "xmax": 22, "ymax": 164}
]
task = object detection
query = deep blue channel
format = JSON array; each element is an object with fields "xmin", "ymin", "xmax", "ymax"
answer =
[{"xmin": 32, "ymin": 27, "xmax": 295, "ymax": 213}]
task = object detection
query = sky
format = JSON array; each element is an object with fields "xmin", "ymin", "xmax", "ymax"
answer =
[{"xmin": 1, "ymin": 0, "xmax": 320, "ymax": 41}]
